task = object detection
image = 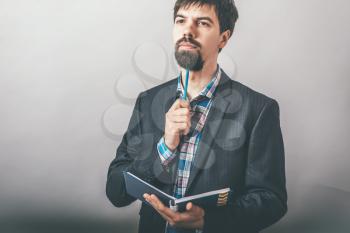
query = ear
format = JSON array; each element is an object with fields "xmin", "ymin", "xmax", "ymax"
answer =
[{"xmin": 218, "ymin": 30, "xmax": 231, "ymax": 50}]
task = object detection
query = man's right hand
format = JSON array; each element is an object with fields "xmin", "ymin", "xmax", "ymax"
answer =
[{"xmin": 164, "ymin": 99, "xmax": 191, "ymax": 151}]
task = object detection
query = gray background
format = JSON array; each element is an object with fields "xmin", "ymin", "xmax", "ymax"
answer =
[{"xmin": 1, "ymin": 0, "xmax": 349, "ymax": 232}]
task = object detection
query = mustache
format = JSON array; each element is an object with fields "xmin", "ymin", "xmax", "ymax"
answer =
[{"xmin": 175, "ymin": 37, "xmax": 201, "ymax": 49}]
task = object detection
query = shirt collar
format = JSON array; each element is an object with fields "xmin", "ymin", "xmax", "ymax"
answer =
[{"xmin": 176, "ymin": 65, "xmax": 222, "ymax": 101}]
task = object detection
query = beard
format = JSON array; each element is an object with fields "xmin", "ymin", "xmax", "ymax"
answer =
[{"xmin": 174, "ymin": 37, "xmax": 204, "ymax": 71}]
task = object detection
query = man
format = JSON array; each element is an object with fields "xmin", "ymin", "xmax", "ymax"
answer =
[{"xmin": 106, "ymin": 0, "xmax": 287, "ymax": 233}]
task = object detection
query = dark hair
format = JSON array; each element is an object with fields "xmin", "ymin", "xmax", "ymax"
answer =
[{"xmin": 173, "ymin": 0, "xmax": 239, "ymax": 38}]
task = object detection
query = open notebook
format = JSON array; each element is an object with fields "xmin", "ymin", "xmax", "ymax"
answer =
[{"xmin": 123, "ymin": 171, "xmax": 233, "ymax": 212}]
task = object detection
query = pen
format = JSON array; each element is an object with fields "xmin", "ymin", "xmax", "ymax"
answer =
[{"xmin": 183, "ymin": 69, "xmax": 189, "ymax": 100}]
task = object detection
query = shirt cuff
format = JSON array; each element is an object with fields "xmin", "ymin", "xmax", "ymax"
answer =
[{"xmin": 157, "ymin": 136, "xmax": 177, "ymax": 166}]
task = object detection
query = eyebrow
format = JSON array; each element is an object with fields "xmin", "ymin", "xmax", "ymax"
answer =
[{"xmin": 175, "ymin": 14, "xmax": 214, "ymax": 24}]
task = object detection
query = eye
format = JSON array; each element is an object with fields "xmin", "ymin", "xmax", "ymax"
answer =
[
  {"xmin": 175, "ymin": 19, "xmax": 185, "ymax": 24},
  {"xmin": 198, "ymin": 21, "xmax": 210, "ymax": 27}
]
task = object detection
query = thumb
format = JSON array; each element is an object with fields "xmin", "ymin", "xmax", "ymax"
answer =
[{"xmin": 186, "ymin": 202, "xmax": 193, "ymax": 211}]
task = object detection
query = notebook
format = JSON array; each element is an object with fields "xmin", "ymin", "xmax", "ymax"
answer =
[{"xmin": 123, "ymin": 171, "xmax": 232, "ymax": 212}]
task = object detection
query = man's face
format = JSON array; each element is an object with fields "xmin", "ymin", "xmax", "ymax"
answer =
[{"xmin": 173, "ymin": 4, "xmax": 225, "ymax": 71}]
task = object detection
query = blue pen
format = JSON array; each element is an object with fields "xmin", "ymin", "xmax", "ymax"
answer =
[{"xmin": 183, "ymin": 69, "xmax": 189, "ymax": 100}]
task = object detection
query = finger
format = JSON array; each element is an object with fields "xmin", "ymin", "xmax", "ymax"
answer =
[
  {"xmin": 188, "ymin": 204, "xmax": 205, "ymax": 217},
  {"xmin": 143, "ymin": 195, "xmax": 178, "ymax": 224},
  {"xmin": 147, "ymin": 195, "xmax": 202, "ymax": 227},
  {"xmin": 179, "ymin": 99, "xmax": 190, "ymax": 109},
  {"xmin": 168, "ymin": 115, "xmax": 190, "ymax": 124},
  {"xmin": 169, "ymin": 99, "xmax": 181, "ymax": 111},
  {"xmin": 174, "ymin": 122, "xmax": 191, "ymax": 133},
  {"xmin": 148, "ymin": 194, "xmax": 164, "ymax": 210},
  {"xmin": 149, "ymin": 195, "xmax": 178, "ymax": 219},
  {"xmin": 186, "ymin": 202, "xmax": 192, "ymax": 211},
  {"xmin": 146, "ymin": 195, "xmax": 170, "ymax": 219},
  {"xmin": 150, "ymin": 203, "xmax": 173, "ymax": 223},
  {"xmin": 172, "ymin": 108, "xmax": 190, "ymax": 117},
  {"xmin": 183, "ymin": 126, "xmax": 191, "ymax": 135},
  {"xmin": 143, "ymin": 193, "xmax": 150, "ymax": 200}
]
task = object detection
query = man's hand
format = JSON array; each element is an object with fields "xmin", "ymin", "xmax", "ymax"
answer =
[
  {"xmin": 164, "ymin": 99, "xmax": 191, "ymax": 151},
  {"xmin": 143, "ymin": 193, "xmax": 204, "ymax": 229}
]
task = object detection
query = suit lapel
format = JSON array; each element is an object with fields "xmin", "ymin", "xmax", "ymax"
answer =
[{"xmin": 185, "ymin": 72, "xmax": 233, "ymax": 195}]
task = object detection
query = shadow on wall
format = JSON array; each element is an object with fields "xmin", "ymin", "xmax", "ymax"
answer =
[
  {"xmin": 2, "ymin": 185, "xmax": 349, "ymax": 233},
  {"xmin": 0, "ymin": 215, "xmax": 139, "ymax": 233},
  {"xmin": 264, "ymin": 185, "xmax": 350, "ymax": 233}
]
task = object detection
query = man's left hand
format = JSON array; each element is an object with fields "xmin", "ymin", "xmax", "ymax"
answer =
[{"xmin": 143, "ymin": 193, "xmax": 205, "ymax": 229}]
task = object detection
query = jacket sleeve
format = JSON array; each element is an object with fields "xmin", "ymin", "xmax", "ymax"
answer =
[
  {"xmin": 203, "ymin": 99, "xmax": 288, "ymax": 232},
  {"xmin": 106, "ymin": 91, "xmax": 178, "ymax": 208},
  {"xmin": 106, "ymin": 92, "xmax": 161, "ymax": 207}
]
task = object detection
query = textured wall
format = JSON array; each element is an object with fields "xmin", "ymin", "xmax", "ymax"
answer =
[{"xmin": 1, "ymin": 0, "xmax": 349, "ymax": 232}]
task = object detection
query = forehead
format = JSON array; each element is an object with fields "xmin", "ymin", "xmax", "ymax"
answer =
[{"xmin": 176, "ymin": 4, "xmax": 218, "ymax": 22}]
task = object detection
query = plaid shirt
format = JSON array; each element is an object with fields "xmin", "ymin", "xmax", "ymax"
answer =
[
  {"xmin": 157, "ymin": 66, "xmax": 222, "ymax": 198},
  {"xmin": 157, "ymin": 67, "xmax": 221, "ymax": 233}
]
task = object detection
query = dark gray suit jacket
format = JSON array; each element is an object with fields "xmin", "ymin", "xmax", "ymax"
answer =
[{"xmin": 106, "ymin": 69, "xmax": 287, "ymax": 233}]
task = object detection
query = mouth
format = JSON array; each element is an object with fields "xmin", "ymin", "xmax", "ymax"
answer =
[{"xmin": 179, "ymin": 42, "xmax": 198, "ymax": 50}]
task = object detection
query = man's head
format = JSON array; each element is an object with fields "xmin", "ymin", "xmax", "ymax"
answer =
[{"xmin": 173, "ymin": 0, "xmax": 238, "ymax": 71}]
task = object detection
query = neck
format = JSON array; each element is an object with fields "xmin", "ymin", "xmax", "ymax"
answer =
[{"xmin": 180, "ymin": 61, "xmax": 218, "ymax": 100}]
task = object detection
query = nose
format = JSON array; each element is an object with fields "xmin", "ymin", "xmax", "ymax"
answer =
[{"xmin": 183, "ymin": 20, "xmax": 197, "ymax": 39}]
